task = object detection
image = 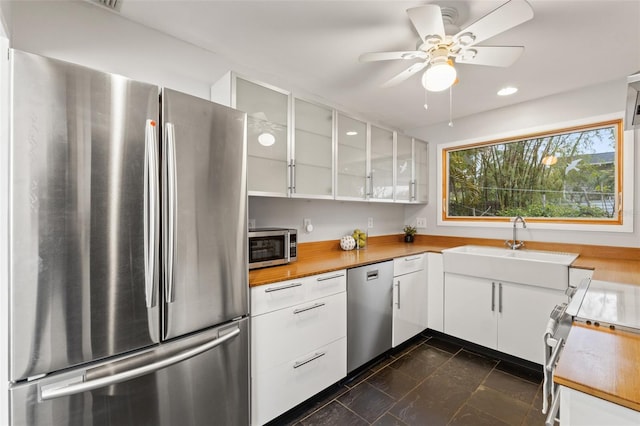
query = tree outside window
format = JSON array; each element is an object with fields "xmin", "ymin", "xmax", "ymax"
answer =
[{"xmin": 444, "ymin": 120, "xmax": 622, "ymax": 224}]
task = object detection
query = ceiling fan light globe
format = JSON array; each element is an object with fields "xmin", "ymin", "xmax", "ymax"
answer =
[{"xmin": 422, "ymin": 62, "xmax": 457, "ymax": 92}]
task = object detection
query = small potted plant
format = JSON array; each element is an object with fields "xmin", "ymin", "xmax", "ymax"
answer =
[{"xmin": 403, "ymin": 225, "xmax": 417, "ymax": 243}]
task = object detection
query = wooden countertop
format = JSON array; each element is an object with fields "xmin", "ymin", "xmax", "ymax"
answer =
[
  {"xmin": 249, "ymin": 233, "xmax": 640, "ymax": 411},
  {"xmin": 249, "ymin": 234, "xmax": 640, "ymax": 286},
  {"xmin": 554, "ymin": 323, "xmax": 640, "ymax": 412}
]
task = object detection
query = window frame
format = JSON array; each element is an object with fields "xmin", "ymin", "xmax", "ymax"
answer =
[{"xmin": 437, "ymin": 114, "xmax": 634, "ymax": 232}]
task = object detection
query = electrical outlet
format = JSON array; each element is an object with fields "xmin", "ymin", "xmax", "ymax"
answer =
[
  {"xmin": 368, "ymin": 217, "xmax": 374, "ymax": 228},
  {"xmin": 416, "ymin": 217, "xmax": 427, "ymax": 228},
  {"xmin": 248, "ymin": 218, "xmax": 256, "ymax": 229}
]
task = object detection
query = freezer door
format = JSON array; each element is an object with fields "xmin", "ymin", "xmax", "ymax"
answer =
[
  {"xmin": 9, "ymin": 319, "xmax": 249, "ymax": 426},
  {"xmin": 162, "ymin": 88, "xmax": 248, "ymax": 339},
  {"xmin": 9, "ymin": 50, "xmax": 161, "ymax": 382}
]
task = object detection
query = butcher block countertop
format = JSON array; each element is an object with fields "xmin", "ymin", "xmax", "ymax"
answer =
[
  {"xmin": 249, "ymin": 233, "xmax": 640, "ymax": 411},
  {"xmin": 554, "ymin": 324, "xmax": 640, "ymax": 412},
  {"xmin": 249, "ymin": 234, "xmax": 640, "ymax": 287}
]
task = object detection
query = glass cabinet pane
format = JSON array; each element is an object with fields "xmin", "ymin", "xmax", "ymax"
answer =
[
  {"xmin": 235, "ymin": 78, "xmax": 289, "ymax": 195},
  {"xmin": 293, "ymin": 99, "xmax": 333, "ymax": 197},
  {"xmin": 396, "ymin": 134, "xmax": 413, "ymax": 202},
  {"xmin": 337, "ymin": 113, "xmax": 367, "ymax": 199},
  {"xmin": 415, "ymin": 139, "xmax": 428, "ymax": 202},
  {"xmin": 370, "ymin": 126, "xmax": 394, "ymax": 200}
]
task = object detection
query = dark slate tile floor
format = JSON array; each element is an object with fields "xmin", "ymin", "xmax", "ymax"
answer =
[{"xmin": 268, "ymin": 333, "xmax": 547, "ymax": 426}]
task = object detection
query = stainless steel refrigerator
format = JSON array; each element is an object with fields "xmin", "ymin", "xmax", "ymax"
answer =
[{"xmin": 7, "ymin": 49, "xmax": 249, "ymax": 425}]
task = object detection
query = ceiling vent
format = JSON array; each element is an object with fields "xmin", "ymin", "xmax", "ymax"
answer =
[{"xmin": 88, "ymin": 0, "xmax": 121, "ymax": 12}]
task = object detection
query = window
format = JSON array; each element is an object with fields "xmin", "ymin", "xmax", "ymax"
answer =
[{"xmin": 442, "ymin": 119, "xmax": 624, "ymax": 225}]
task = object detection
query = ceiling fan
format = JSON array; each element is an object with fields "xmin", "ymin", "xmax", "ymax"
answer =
[{"xmin": 360, "ymin": 0, "xmax": 534, "ymax": 91}]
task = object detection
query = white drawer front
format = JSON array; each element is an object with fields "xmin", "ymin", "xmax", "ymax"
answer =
[
  {"xmin": 305, "ymin": 270, "xmax": 346, "ymax": 301},
  {"xmin": 393, "ymin": 253, "xmax": 426, "ymax": 276},
  {"xmin": 251, "ymin": 278, "xmax": 306, "ymax": 316},
  {"xmin": 251, "ymin": 270, "xmax": 346, "ymax": 316},
  {"xmin": 251, "ymin": 338, "xmax": 347, "ymax": 426},
  {"xmin": 251, "ymin": 292, "xmax": 346, "ymax": 375}
]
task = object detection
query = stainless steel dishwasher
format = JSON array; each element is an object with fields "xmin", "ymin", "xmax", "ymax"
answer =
[{"xmin": 347, "ymin": 260, "xmax": 393, "ymax": 372}]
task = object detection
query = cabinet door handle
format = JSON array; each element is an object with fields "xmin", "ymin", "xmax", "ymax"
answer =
[
  {"xmin": 264, "ymin": 282, "xmax": 302, "ymax": 293},
  {"xmin": 491, "ymin": 282, "xmax": 496, "ymax": 312},
  {"xmin": 316, "ymin": 273, "xmax": 345, "ymax": 282},
  {"xmin": 396, "ymin": 280, "xmax": 401, "ymax": 309},
  {"xmin": 293, "ymin": 352, "xmax": 326, "ymax": 369},
  {"xmin": 499, "ymin": 283, "xmax": 503, "ymax": 313},
  {"xmin": 293, "ymin": 302, "xmax": 325, "ymax": 315}
]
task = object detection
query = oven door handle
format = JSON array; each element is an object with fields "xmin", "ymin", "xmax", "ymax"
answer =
[
  {"xmin": 545, "ymin": 337, "xmax": 564, "ymax": 372},
  {"xmin": 545, "ymin": 386, "xmax": 561, "ymax": 426}
]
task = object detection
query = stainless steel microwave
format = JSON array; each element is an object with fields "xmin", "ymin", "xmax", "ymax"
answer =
[{"xmin": 248, "ymin": 228, "xmax": 297, "ymax": 270}]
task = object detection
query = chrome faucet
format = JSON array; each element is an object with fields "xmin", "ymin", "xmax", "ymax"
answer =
[{"xmin": 505, "ymin": 215, "xmax": 527, "ymax": 250}]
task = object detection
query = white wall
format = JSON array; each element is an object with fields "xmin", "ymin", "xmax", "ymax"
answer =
[
  {"xmin": 0, "ymin": 0, "xmax": 10, "ymax": 38},
  {"xmin": 249, "ymin": 197, "xmax": 405, "ymax": 243},
  {"xmin": 8, "ymin": 0, "xmax": 232, "ymax": 100},
  {"xmin": 0, "ymin": 32, "xmax": 10, "ymax": 426},
  {"xmin": 405, "ymin": 78, "xmax": 640, "ymax": 248}
]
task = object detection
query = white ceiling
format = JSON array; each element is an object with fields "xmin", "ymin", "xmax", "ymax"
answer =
[{"xmin": 114, "ymin": 0, "xmax": 640, "ymax": 132}]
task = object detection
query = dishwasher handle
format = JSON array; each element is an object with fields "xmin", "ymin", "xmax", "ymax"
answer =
[{"xmin": 366, "ymin": 270, "xmax": 379, "ymax": 280}]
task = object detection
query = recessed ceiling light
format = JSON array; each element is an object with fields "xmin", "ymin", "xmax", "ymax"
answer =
[
  {"xmin": 346, "ymin": 131, "xmax": 358, "ymax": 136},
  {"xmin": 498, "ymin": 87, "xmax": 518, "ymax": 96},
  {"xmin": 258, "ymin": 132, "xmax": 275, "ymax": 146}
]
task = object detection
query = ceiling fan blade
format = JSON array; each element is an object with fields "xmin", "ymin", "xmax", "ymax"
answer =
[
  {"xmin": 455, "ymin": 46, "xmax": 524, "ymax": 67},
  {"xmin": 359, "ymin": 51, "xmax": 427, "ymax": 62},
  {"xmin": 381, "ymin": 62, "xmax": 428, "ymax": 88},
  {"xmin": 406, "ymin": 5, "xmax": 445, "ymax": 42},
  {"xmin": 456, "ymin": 0, "xmax": 534, "ymax": 46}
]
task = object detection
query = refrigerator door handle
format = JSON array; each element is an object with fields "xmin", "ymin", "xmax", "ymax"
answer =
[
  {"xmin": 144, "ymin": 119, "xmax": 159, "ymax": 308},
  {"xmin": 164, "ymin": 122, "xmax": 177, "ymax": 303},
  {"xmin": 40, "ymin": 325, "xmax": 241, "ymax": 401}
]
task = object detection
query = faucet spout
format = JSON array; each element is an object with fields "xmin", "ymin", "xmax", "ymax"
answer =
[{"xmin": 506, "ymin": 216, "xmax": 527, "ymax": 250}]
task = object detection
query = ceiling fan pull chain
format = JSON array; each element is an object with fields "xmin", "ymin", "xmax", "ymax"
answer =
[
  {"xmin": 423, "ymin": 89, "xmax": 429, "ymax": 110},
  {"xmin": 448, "ymin": 86, "xmax": 454, "ymax": 127}
]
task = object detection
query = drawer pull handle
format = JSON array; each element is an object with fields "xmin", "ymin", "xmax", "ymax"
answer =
[
  {"xmin": 293, "ymin": 352, "xmax": 326, "ymax": 369},
  {"xmin": 404, "ymin": 256, "xmax": 422, "ymax": 261},
  {"xmin": 316, "ymin": 273, "xmax": 345, "ymax": 282},
  {"xmin": 293, "ymin": 302, "xmax": 326, "ymax": 315},
  {"xmin": 265, "ymin": 282, "xmax": 302, "ymax": 293}
]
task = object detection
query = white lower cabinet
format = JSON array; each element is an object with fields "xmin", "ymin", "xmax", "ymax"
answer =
[
  {"xmin": 427, "ymin": 253, "xmax": 444, "ymax": 332},
  {"xmin": 392, "ymin": 254, "xmax": 428, "ymax": 347},
  {"xmin": 560, "ymin": 385, "xmax": 640, "ymax": 425},
  {"xmin": 444, "ymin": 273, "xmax": 566, "ymax": 364},
  {"xmin": 250, "ymin": 271, "xmax": 347, "ymax": 426}
]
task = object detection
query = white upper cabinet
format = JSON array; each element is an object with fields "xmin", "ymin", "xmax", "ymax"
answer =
[
  {"xmin": 211, "ymin": 72, "xmax": 428, "ymax": 203},
  {"xmin": 395, "ymin": 134, "xmax": 428, "ymax": 203},
  {"xmin": 336, "ymin": 113, "xmax": 367, "ymax": 200},
  {"xmin": 414, "ymin": 138, "xmax": 428, "ymax": 203},
  {"xmin": 292, "ymin": 99, "xmax": 334, "ymax": 198},
  {"xmin": 396, "ymin": 134, "xmax": 413, "ymax": 202},
  {"xmin": 235, "ymin": 77, "xmax": 290, "ymax": 196},
  {"xmin": 369, "ymin": 125, "xmax": 394, "ymax": 201}
]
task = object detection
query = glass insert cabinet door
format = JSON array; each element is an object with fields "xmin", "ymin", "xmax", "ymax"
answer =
[
  {"xmin": 369, "ymin": 125, "xmax": 394, "ymax": 201},
  {"xmin": 396, "ymin": 134, "xmax": 413, "ymax": 202},
  {"xmin": 292, "ymin": 99, "xmax": 333, "ymax": 198},
  {"xmin": 414, "ymin": 139, "xmax": 428, "ymax": 202},
  {"xmin": 336, "ymin": 113, "xmax": 367, "ymax": 199},
  {"xmin": 235, "ymin": 78, "xmax": 289, "ymax": 195}
]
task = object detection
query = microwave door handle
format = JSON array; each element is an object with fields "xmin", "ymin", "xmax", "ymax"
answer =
[
  {"xmin": 40, "ymin": 326, "xmax": 241, "ymax": 401},
  {"xmin": 144, "ymin": 120, "xmax": 159, "ymax": 308},
  {"xmin": 285, "ymin": 232, "xmax": 291, "ymax": 263},
  {"xmin": 164, "ymin": 122, "xmax": 177, "ymax": 303}
]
